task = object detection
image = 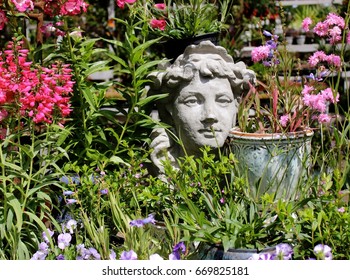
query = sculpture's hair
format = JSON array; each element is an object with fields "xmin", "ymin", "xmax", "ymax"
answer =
[{"xmin": 148, "ymin": 41, "xmax": 256, "ymax": 102}]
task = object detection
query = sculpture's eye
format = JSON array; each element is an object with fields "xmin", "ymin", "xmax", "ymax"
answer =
[
  {"xmin": 216, "ymin": 94, "xmax": 233, "ymax": 106},
  {"xmin": 183, "ymin": 96, "xmax": 200, "ymax": 106}
]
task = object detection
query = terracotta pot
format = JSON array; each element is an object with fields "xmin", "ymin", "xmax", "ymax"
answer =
[{"xmin": 229, "ymin": 128, "xmax": 314, "ymax": 200}]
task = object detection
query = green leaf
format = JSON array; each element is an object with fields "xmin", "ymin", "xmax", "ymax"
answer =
[
  {"xmin": 110, "ymin": 155, "xmax": 130, "ymax": 166},
  {"xmin": 6, "ymin": 193, "xmax": 23, "ymax": 232}
]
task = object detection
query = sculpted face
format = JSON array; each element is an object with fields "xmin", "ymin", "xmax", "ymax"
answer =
[{"xmin": 169, "ymin": 74, "xmax": 236, "ymax": 155}]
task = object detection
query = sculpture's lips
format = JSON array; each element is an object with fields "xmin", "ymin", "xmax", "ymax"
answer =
[{"xmin": 198, "ymin": 129, "xmax": 222, "ymax": 135}]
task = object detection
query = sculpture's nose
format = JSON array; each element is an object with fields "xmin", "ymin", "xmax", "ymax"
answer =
[{"xmin": 202, "ymin": 102, "xmax": 218, "ymax": 123}]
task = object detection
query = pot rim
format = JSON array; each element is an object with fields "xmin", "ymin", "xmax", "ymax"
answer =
[{"xmin": 229, "ymin": 127, "xmax": 314, "ymax": 141}]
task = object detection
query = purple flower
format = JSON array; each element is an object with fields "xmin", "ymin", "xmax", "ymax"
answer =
[
  {"xmin": 31, "ymin": 242, "xmax": 49, "ymax": 260},
  {"xmin": 249, "ymin": 253, "xmax": 274, "ymax": 260},
  {"xmin": 66, "ymin": 199, "xmax": 77, "ymax": 205},
  {"xmin": 42, "ymin": 228, "xmax": 54, "ymax": 243},
  {"xmin": 63, "ymin": 190, "xmax": 75, "ymax": 196},
  {"xmin": 38, "ymin": 242, "xmax": 49, "ymax": 253},
  {"xmin": 314, "ymin": 244, "xmax": 332, "ymax": 260},
  {"xmin": 76, "ymin": 244, "xmax": 101, "ymax": 260},
  {"xmin": 263, "ymin": 30, "xmax": 272, "ymax": 37},
  {"xmin": 109, "ymin": 249, "xmax": 116, "ymax": 260},
  {"xmin": 56, "ymin": 254, "xmax": 65, "ymax": 260},
  {"xmin": 57, "ymin": 233, "xmax": 72, "ymax": 249},
  {"xmin": 169, "ymin": 242, "xmax": 186, "ymax": 260},
  {"xmin": 31, "ymin": 250, "xmax": 47, "ymax": 260},
  {"xmin": 275, "ymin": 243, "xmax": 293, "ymax": 260},
  {"xmin": 100, "ymin": 188, "xmax": 108, "ymax": 195},
  {"xmin": 120, "ymin": 250, "xmax": 138, "ymax": 260},
  {"xmin": 65, "ymin": 219, "xmax": 78, "ymax": 234},
  {"xmin": 129, "ymin": 214, "xmax": 156, "ymax": 227}
]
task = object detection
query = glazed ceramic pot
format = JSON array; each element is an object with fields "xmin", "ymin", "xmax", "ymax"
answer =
[
  {"xmin": 194, "ymin": 243, "xmax": 276, "ymax": 260},
  {"xmin": 229, "ymin": 127, "xmax": 314, "ymax": 200}
]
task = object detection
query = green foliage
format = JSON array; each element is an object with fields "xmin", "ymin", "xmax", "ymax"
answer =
[{"xmin": 0, "ymin": 124, "xmax": 67, "ymax": 259}]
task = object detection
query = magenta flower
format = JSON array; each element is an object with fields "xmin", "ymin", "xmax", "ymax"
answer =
[
  {"xmin": 116, "ymin": 0, "xmax": 136, "ymax": 9},
  {"xmin": 11, "ymin": 0, "xmax": 34, "ymax": 12},
  {"xmin": 154, "ymin": 3, "xmax": 166, "ymax": 10},
  {"xmin": 150, "ymin": 18, "xmax": 167, "ymax": 31},
  {"xmin": 0, "ymin": 9, "xmax": 8, "ymax": 31},
  {"xmin": 120, "ymin": 250, "xmax": 138, "ymax": 260}
]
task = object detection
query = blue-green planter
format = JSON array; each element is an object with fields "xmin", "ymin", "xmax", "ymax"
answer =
[
  {"xmin": 229, "ymin": 127, "xmax": 314, "ymax": 201},
  {"xmin": 194, "ymin": 243, "xmax": 276, "ymax": 260}
]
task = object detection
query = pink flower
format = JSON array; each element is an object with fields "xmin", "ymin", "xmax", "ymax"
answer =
[
  {"xmin": 318, "ymin": 113, "xmax": 331, "ymax": 123},
  {"xmin": 325, "ymin": 54, "xmax": 341, "ymax": 68},
  {"xmin": 301, "ymin": 84, "xmax": 315, "ymax": 96},
  {"xmin": 313, "ymin": 22, "xmax": 329, "ymax": 37},
  {"xmin": 321, "ymin": 87, "xmax": 339, "ymax": 103},
  {"xmin": 347, "ymin": 33, "xmax": 350, "ymax": 44},
  {"xmin": 302, "ymin": 17, "xmax": 312, "ymax": 32},
  {"xmin": 150, "ymin": 18, "xmax": 166, "ymax": 31},
  {"xmin": 308, "ymin": 51, "xmax": 327, "ymax": 67},
  {"xmin": 251, "ymin": 46, "xmax": 270, "ymax": 63},
  {"xmin": 328, "ymin": 26, "xmax": 342, "ymax": 44},
  {"xmin": 324, "ymin": 13, "xmax": 345, "ymax": 29},
  {"xmin": 0, "ymin": 9, "xmax": 8, "ymax": 31},
  {"xmin": 154, "ymin": 3, "xmax": 166, "ymax": 10},
  {"xmin": 10, "ymin": 0, "xmax": 34, "ymax": 12},
  {"xmin": 280, "ymin": 114, "xmax": 289, "ymax": 127},
  {"xmin": 116, "ymin": 0, "xmax": 136, "ymax": 9},
  {"xmin": 60, "ymin": 0, "xmax": 89, "ymax": 16},
  {"xmin": 338, "ymin": 207, "xmax": 345, "ymax": 213}
]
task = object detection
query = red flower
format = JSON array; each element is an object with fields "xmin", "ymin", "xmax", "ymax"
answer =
[{"xmin": 150, "ymin": 18, "xmax": 166, "ymax": 31}]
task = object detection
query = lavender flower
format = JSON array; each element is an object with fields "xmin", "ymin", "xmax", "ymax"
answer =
[
  {"xmin": 120, "ymin": 250, "xmax": 138, "ymax": 260},
  {"xmin": 100, "ymin": 188, "xmax": 108, "ymax": 195},
  {"xmin": 129, "ymin": 214, "xmax": 156, "ymax": 227},
  {"xmin": 31, "ymin": 250, "xmax": 48, "ymax": 260},
  {"xmin": 31, "ymin": 242, "xmax": 49, "ymax": 260},
  {"xmin": 63, "ymin": 190, "xmax": 75, "ymax": 196},
  {"xmin": 56, "ymin": 254, "xmax": 65, "ymax": 260},
  {"xmin": 109, "ymin": 249, "xmax": 116, "ymax": 260},
  {"xmin": 76, "ymin": 244, "xmax": 101, "ymax": 260},
  {"xmin": 169, "ymin": 242, "xmax": 186, "ymax": 260},
  {"xmin": 275, "ymin": 243, "xmax": 293, "ymax": 260},
  {"xmin": 57, "ymin": 233, "xmax": 72, "ymax": 250},
  {"xmin": 314, "ymin": 244, "xmax": 332, "ymax": 260},
  {"xmin": 249, "ymin": 253, "xmax": 274, "ymax": 260},
  {"xmin": 65, "ymin": 219, "xmax": 78, "ymax": 234},
  {"xmin": 42, "ymin": 228, "xmax": 54, "ymax": 243},
  {"xmin": 66, "ymin": 199, "xmax": 77, "ymax": 205}
]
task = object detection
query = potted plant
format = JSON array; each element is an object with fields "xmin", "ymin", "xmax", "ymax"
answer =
[
  {"xmin": 117, "ymin": 0, "xmax": 232, "ymax": 60},
  {"xmin": 173, "ymin": 184, "xmax": 290, "ymax": 260},
  {"xmin": 231, "ymin": 12, "xmax": 345, "ymax": 201}
]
